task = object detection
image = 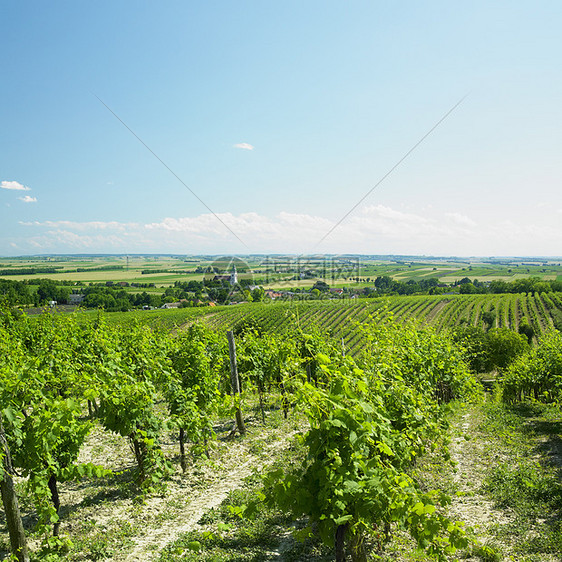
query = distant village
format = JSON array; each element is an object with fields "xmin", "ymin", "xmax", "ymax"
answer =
[{"xmin": 2, "ymin": 263, "xmax": 561, "ymax": 313}]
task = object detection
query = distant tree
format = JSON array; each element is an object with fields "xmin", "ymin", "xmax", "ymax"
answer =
[
  {"xmin": 0, "ymin": 280, "xmax": 33, "ymax": 306},
  {"xmin": 251, "ymin": 287, "xmax": 265, "ymax": 302},
  {"xmin": 312, "ymin": 281, "xmax": 330, "ymax": 292},
  {"xmin": 83, "ymin": 292, "xmax": 117, "ymax": 310},
  {"xmin": 459, "ymin": 283, "xmax": 477, "ymax": 294},
  {"xmin": 512, "ymin": 277, "xmax": 538, "ymax": 295},
  {"xmin": 419, "ymin": 278, "xmax": 438, "ymax": 290},
  {"xmin": 429, "ymin": 286, "xmax": 444, "ymax": 295},
  {"xmin": 36, "ymin": 280, "xmax": 70, "ymax": 304},
  {"xmin": 489, "ymin": 280, "xmax": 511, "ymax": 294},
  {"xmin": 374, "ymin": 276, "xmax": 393, "ymax": 291},
  {"xmin": 187, "ymin": 280, "xmax": 203, "ymax": 292},
  {"xmin": 208, "ymin": 287, "xmax": 230, "ymax": 304},
  {"xmin": 533, "ymin": 281, "xmax": 552, "ymax": 294},
  {"xmin": 115, "ymin": 298, "xmax": 129, "ymax": 312}
]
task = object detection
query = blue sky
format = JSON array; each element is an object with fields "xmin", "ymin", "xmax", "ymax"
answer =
[{"xmin": 2, "ymin": 1, "xmax": 562, "ymax": 256}]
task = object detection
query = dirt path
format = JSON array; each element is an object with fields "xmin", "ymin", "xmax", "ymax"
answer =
[
  {"xmin": 121, "ymin": 428, "xmax": 299, "ymax": 562},
  {"xmin": 449, "ymin": 409, "xmax": 504, "ymax": 531},
  {"xmin": 446, "ymin": 405, "xmax": 513, "ymax": 560},
  {"xmin": 44, "ymin": 413, "xmax": 302, "ymax": 562}
]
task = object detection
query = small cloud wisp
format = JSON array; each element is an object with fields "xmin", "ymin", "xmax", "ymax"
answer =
[{"xmin": 1, "ymin": 180, "xmax": 31, "ymax": 191}]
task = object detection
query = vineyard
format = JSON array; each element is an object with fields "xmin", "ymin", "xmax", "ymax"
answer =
[
  {"xmin": 0, "ymin": 305, "xmax": 484, "ymax": 562},
  {"xmin": 1, "ymin": 293, "xmax": 562, "ymax": 561},
  {"xmin": 197, "ymin": 292, "xmax": 562, "ymax": 354}
]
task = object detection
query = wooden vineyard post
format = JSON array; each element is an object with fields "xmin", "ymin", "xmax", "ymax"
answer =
[
  {"xmin": 335, "ymin": 522, "xmax": 348, "ymax": 562},
  {"xmin": 227, "ymin": 331, "xmax": 246, "ymax": 435},
  {"xmin": 0, "ymin": 417, "xmax": 29, "ymax": 562}
]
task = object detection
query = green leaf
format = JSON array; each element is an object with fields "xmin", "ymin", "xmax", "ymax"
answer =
[
  {"xmin": 316, "ymin": 353, "xmax": 331, "ymax": 365},
  {"xmin": 344, "ymin": 480, "xmax": 360, "ymax": 492},
  {"xmin": 412, "ymin": 502, "xmax": 425, "ymax": 515},
  {"xmin": 334, "ymin": 515, "xmax": 352, "ymax": 526},
  {"xmin": 377, "ymin": 441, "xmax": 394, "ymax": 457},
  {"xmin": 187, "ymin": 541, "xmax": 202, "ymax": 552},
  {"xmin": 2, "ymin": 407, "xmax": 16, "ymax": 424}
]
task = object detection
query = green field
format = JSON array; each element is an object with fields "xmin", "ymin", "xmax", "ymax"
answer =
[{"xmin": 2, "ymin": 255, "xmax": 562, "ymax": 290}]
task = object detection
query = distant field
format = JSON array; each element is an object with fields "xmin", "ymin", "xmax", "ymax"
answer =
[
  {"xmin": 0, "ymin": 270, "xmax": 204, "ymax": 285},
  {"xmin": 0, "ymin": 256, "xmax": 204, "ymax": 286},
  {"xmin": 2, "ymin": 255, "xmax": 562, "ymax": 290}
]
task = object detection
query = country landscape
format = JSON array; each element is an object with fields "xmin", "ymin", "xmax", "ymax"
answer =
[
  {"xmin": 2, "ymin": 254, "xmax": 562, "ymax": 561},
  {"xmin": 3, "ymin": 2, "xmax": 562, "ymax": 561}
]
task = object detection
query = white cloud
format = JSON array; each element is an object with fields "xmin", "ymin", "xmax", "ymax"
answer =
[
  {"xmin": 20, "ymin": 220, "xmax": 137, "ymax": 231},
  {"xmin": 145, "ymin": 212, "xmax": 333, "ymax": 241},
  {"xmin": 13, "ymin": 205, "xmax": 562, "ymax": 256},
  {"xmin": 44, "ymin": 230, "xmax": 133, "ymax": 250},
  {"xmin": 1, "ymin": 180, "xmax": 31, "ymax": 191},
  {"xmin": 233, "ymin": 142, "xmax": 254, "ymax": 150},
  {"xmin": 14, "ymin": 208, "xmax": 484, "ymax": 253},
  {"xmin": 445, "ymin": 212, "xmax": 477, "ymax": 227},
  {"xmin": 18, "ymin": 195, "xmax": 37, "ymax": 203}
]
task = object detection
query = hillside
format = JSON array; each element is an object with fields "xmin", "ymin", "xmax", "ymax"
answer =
[{"xmin": 189, "ymin": 293, "xmax": 562, "ymax": 354}]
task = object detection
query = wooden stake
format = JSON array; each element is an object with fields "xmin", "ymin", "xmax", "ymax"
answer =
[
  {"xmin": 0, "ymin": 417, "xmax": 29, "ymax": 562},
  {"xmin": 227, "ymin": 331, "xmax": 246, "ymax": 435}
]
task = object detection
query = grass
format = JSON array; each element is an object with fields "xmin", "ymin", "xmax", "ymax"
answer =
[
  {"xmin": 366, "ymin": 398, "xmax": 562, "ymax": 562},
  {"xmin": 64, "ymin": 518, "xmax": 138, "ymax": 561},
  {"xmin": 159, "ymin": 489, "xmax": 288, "ymax": 562},
  {"xmin": 477, "ymin": 400, "xmax": 562, "ymax": 559}
]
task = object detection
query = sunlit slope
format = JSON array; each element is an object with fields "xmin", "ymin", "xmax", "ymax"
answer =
[{"xmin": 197, "ymin": 293, "xmax": 562, "ymax": 353}]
